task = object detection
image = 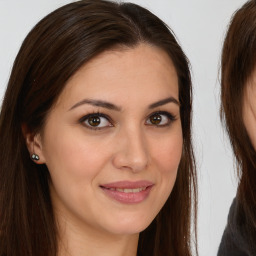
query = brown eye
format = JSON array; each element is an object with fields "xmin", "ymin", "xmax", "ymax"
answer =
[
  {"xmin": 146, "ymin": 111, "xmax": 175, "ymax": 126},
  {"xmin": 81, "ymin": 114, "xmax": 112, "ymax": 129},
  {"xmin": 88, "ymin": 116, "xmax": 101, "ymax": 127},
  {"xmin": 150, "ymin": 114, "xmax": 162, "ymax": 125}
]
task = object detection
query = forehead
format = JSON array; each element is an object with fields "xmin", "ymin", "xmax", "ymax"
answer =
[{"xmin": 56, "ymin": 43, "xmax": 179, "ymax": 109}]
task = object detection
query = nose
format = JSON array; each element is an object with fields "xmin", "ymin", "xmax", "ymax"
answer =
[{"xmin": 112, "ymin": 127, "xmax": 149, "ymax": 172}]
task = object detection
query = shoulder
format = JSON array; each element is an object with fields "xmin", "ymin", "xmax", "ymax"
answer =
[{"xmin": 217, "ymin": 197, "xmax": 250, "ymax": 256}]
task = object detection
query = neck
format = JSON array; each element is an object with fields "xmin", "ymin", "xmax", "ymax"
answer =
[{"xmin": 56, "ymin": 212, "xmax": 139, "ymax": 256}]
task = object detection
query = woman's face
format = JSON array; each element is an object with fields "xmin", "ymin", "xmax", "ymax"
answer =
[
  {"xmin": 243, "ymin": 71, "xmax": 256, "ymax": 150},
  {"xmin": 35, "ymin": 43, "xmax": 182, "ymax": 236}
]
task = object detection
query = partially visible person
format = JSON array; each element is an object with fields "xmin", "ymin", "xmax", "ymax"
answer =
[
  {"xmin": 0, "ymin": 1, "xmax": 198, "ymax": 256},
  {"xmin": 218, "ymin": 1, "xmax": 256, "ymax": 255}
]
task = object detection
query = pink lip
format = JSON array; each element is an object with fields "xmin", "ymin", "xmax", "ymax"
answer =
[{"xmin": 100, "ymin": 180, "xmax": 154, "ymax": 204}]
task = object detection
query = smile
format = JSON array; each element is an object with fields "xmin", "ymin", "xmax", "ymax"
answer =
[
  {"xmin": 100, "ymin": 180, "xmax": 154, "ymax": 204},
  {"xmin": 108, "ymin": 187, "xmax": 147, "ymax": 193}
]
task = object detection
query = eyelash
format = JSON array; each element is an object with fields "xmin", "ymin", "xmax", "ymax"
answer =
[
  {"xmin": 79, "ymin": 112, "xmax": 113, "ymax": 131},
  {"xmin": 79, "ymin": 111, "xmax": 176, "ymax": 131},
  {"xmin": 146, "ymin": 111, "xmax": 176, "ymax": 127}
]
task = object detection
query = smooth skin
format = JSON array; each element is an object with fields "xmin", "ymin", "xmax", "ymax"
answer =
[
  {"xmin": 243, "ymin": 70, "xmax": 256, "ymax": 151},
  {"xmin": 26, "ymin": 43, "xmax": 183, "ymax": 256}
]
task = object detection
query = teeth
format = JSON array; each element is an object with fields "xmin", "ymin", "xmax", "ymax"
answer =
[{"xmin": 113, "ymin": 187, "xmax": 147, "ymax": 193}]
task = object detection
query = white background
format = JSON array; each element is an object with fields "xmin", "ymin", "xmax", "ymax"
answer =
[{"xmin": 0, "ymin": 0, "xmax": 247, "ymax": 255}]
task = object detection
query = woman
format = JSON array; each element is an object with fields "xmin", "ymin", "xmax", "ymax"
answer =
[
  {"xmin": 0, "ymin": 1, "xmax": 197, "ymax": 255},
  {"xmin": 218, "ymin": 1, "xmax": 256, "ymax": 255}
]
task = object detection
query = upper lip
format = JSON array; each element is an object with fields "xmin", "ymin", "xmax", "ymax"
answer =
[{"xmin": 100, "ymin": 180, "xmax": 154, "ymax": 189}]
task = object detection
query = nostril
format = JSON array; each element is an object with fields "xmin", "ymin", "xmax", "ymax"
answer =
[{"xmin": 111, "ymin": 132, "xmax": 149, "ymax": 171}]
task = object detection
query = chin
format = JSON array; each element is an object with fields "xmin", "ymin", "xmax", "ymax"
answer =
[{"xmin": 103, "ymin": 215, "xmax": 154, "ymax": 235}]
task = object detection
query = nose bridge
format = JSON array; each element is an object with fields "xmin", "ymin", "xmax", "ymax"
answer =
[{"xmin": 113, "ymin": 123, "xmax": 149, "ymax": 172}]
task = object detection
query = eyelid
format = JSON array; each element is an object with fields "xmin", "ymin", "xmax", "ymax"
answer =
[
  {"xmin": 78, "ymin": 110, "xmax": 177, "ymax": 131},
  {"xmin": 79, "ymin": 112, "xmax": 114, "ymax": 130},
  {"xmin": 146, "ymin": 111, "xmax": 177, "ymax": 126}
]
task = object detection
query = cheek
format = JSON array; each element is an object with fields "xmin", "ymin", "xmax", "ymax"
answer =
[
  {"xmin": 244, "ymin": 112, "xmax": 256, "ymax": 151},
  {"xmin": 243, "ymin": 85, "xmax": 256, "ymax": 151},
  {"xmin": 148, "ymin": 130, "xmax": 182, "ymax": 213},
  {"xmin": 150, "ymin": 130, "xmax": 183, "ymax": 199},
  {"xmin": 42, "ymin": 130, "xmax": 114, "ymax": 212},
  {"xmin": 243, "ymin": 95, "xmax": 256, "ymax": 151},
  {"xmin": 152, "ymin": 131, "xmax": 183, "ymax": 174},
  {"xmin": 42, "ymin": 128, "xmax": 112, "ymax": 183}
]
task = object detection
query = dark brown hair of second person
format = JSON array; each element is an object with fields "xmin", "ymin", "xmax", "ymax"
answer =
[{"xmin": 220, "ymin": 0, "xmax": 256, "ymax": 253}]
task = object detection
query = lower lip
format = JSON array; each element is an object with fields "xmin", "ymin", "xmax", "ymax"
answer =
[{"xmin": 101, "ymin": 186, "xmax": 153, "ymax": 204}]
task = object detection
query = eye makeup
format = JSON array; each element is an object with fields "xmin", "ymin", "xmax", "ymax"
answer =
[
  {"xmin": 146, "ymin": 111, "xmax": 177, "ymax": 127},
  {"xmin": 78, "ymin": 109, "xmax": 177, "ymax": 131},
  {"xmin": 79, "ymin": 112, "xmax": 114, "ymax": 131}
]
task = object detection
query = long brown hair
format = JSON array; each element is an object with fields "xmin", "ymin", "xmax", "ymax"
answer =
[
  {"xmin": 221, "ymin": 0, "xmax": 256, "ymax": 250},
  {"xmin": 0, "ymin": 1, "xmax": 197, "ymax": 255}
]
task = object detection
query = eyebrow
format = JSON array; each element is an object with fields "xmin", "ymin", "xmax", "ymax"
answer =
[
  {"xmin": 148, "ymin": 97, "xmax": 180, "ymax": 109},
  {"xmin": 69, "ymin": 99, "xmax": 121, "ymax": 111},
  {"xmin": 69, "ymin": 96, "xmax": 180, "ymax": 111}
]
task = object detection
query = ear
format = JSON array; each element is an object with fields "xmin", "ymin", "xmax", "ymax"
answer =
[{"xmin": 22, "ymin": 124, "xmax": 46, "ymax": 164}]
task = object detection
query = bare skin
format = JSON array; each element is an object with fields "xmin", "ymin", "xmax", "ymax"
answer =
[
  {"xmin": 26, "ymin": 43, "xmax": 182, "ymax": 256},
  {"xmin": 243, "ymin": 70, "xmax": 256, "ymax": 150}
]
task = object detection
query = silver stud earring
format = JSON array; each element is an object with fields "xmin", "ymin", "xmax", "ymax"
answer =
[{"xmin": 31, "ymin": 153, "xmax": 40, "ymax": 161}]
